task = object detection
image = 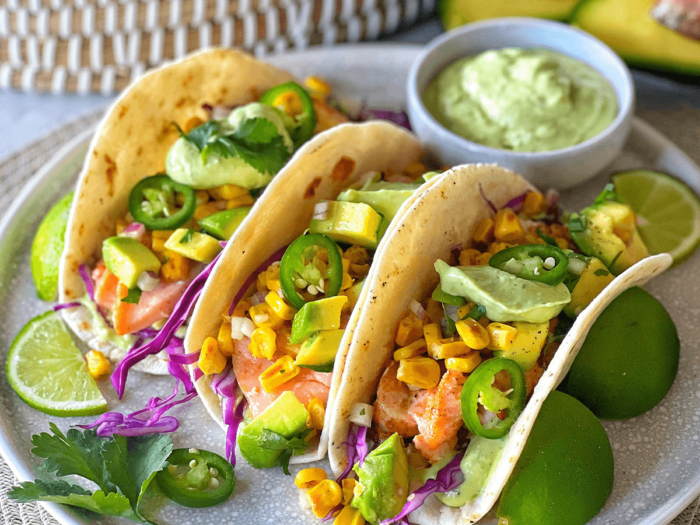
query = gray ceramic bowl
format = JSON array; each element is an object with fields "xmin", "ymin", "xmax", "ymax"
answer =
[{"xmin": 407, "ymin": 18, "xmax": 635, "ymax": 190}]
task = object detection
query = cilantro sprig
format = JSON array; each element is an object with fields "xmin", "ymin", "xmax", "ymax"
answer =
[
  {"xmin": 257, "ymin": 428, "xmax": 312, "ymax": 475},
  {"xmin": 9, "ymin": 424, "xmax": 172, "ymax": 523},
  {"xmin": 176, "ymin": 118, "xmax": 291, "ymax": 176}
]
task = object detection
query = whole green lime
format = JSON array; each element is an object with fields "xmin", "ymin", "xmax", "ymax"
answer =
[
  {"xmin": 562, "ymin": 286, "xmax": 679, "ymax": 419},
  {"xmin": 497, "ymin": 391, "xmax": 613, "ymax": 525},
  {"xmin": 31, "ymin": 192, "xmax": 73, "ymax": 301}
]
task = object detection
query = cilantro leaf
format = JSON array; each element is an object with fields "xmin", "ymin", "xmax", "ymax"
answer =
[
  {"xmin": 31, "ymin": 423, "xmax": 114, "ymax": 493},
  {"xmin": 179, "ymin": 229, "xmax": 195, "ymax": 244},
  {"xmin": 567, "ymin": 214, "xmax": 587, "ymax": 233},
  {"xmin": 277, "ymin": 449, "xmax": 294, "ymax": 476},
  {"xmin": 9, "ymin": 480, "xmax": 135, "ymax": 521},
  {"xmin": 121, "ymin": 288, "xmax": 142, "ymax": 304},
  {"xmin": 176, "ymin": 120, "xmax": 220, "ymax": 152},
  {"xmin": 257, "ymin": 428, "xmax": 312, "ymax": 476},
  {"xmin": 442, "ymin": 303, "xmax": 456, "ymax": 337},
  {"xmin": 536, "ymin": 228, "xmax": 558, "ymax": 247},
  {"xmin": 594, "ymin": 268, "xmax": 610, "ymax": 277},
  {"xmin": 462, "ymin": 303, "xmax": 487, "ymax": 322},
  {"xmin": 593, "ymin": 183, "xmax": 620, "ymax": 206}
]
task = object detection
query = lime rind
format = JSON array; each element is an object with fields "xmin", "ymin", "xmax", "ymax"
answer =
[{"xmin": 6, "ymin": 311, "xmax": 108, "ymax": 417}]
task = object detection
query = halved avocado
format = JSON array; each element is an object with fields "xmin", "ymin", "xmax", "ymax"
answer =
[
  {"xmin": 572, "ymin": 0, "xmax": 700, "ymax": 76},
  {"xmin": 439, "ymin": 0, "xmax": 579, "ymax": 31}
]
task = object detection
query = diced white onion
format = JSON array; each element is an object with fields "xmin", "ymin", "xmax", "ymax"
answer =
[
  {"xmin": 270, "ymin": 261, "xmax": 281, "ymax": 267},
  {"xmin": 568, "ymin": 257, "xmax": 586, "ymax": 275},
  {"xmin": 250, "ymin": 290, "xmax": 267, "ymax": 306},
  {"xmin": 409, "ymin": 299, "xmax": 427, "ymax": 320},
  {"xmin": 349, "ymin": 403, "xmax": 374, "ymax": 427},
  {"xmin": 175, "ymin": 324, "xmax": 187, "ymax": 338},
  {"xmin": 543, "ymin": 257, "xmax": 556, "ymax": 270},
  {"xmin": 211, "ymin": 105, "xmax": 231, "ymax": 120},
  {"xmin": 445, "ymin": 304, "xmax": 460, "ymax": 322},
  {"xmin": 253, "ymin": 313, "xmax": 269, "ymax": 325},
  {"xmin": 231, "ymin": 317, "xmax": 254, "ymax": 340},
  {"xmin": 137, "ymin": 271, "xmax": 159, "ymax": 292},
  {"xmin": 299, "ymin": 489, "xmax": 311, "ymax": 510},
  {"xmin": 313, "ymin": 201, "xmax": 329, "ymax": 220},
  {"xmin": 277, "ymin": 288, "xmax": 286, "ymax": 299},
  {"xmin": 120, "ymin": 222, "xmax": 146, "ymax": 241}
]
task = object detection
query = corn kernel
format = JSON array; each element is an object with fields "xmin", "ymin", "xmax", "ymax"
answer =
[
  {"xmin": 397, "ymin": 357, "xmax": 441, "ymax": 389},
  {"xmin": 199, "ymin": 337, "xmax": 227, "ymax": 375},
  {"xmin": 85, "ymin": 349, "xmax": 110, "ymax": 379},
  {"xmin": 115, "ymin": 219, "xmax": 128, "ymax": 235},
  {"xmin": 194, "ymin": 202, "xmax": 222, "ymax": 221},
  {"xmin": 428, "ymin": 339, "xmax": 471, "ymax": 360},
  {"xmin": 555, "ymin": 238, "xmax": 569, "ymax": 249},
  {"xmin": 195, "ymin": 190, "xmax": 210, "ymax": 207},
  {"xmin": 494, "ymin": 208, "xmax": 524, "ymax": 242},
  {"xmin": 423, "ymin": 323, "xmax": 442, "ymax": 347},
  {"xmin": 226, "ymin": 194, "xmax": 255, "ymax": 209},
  {"xmin": 307, "ymin": 398, "xmax": 326, "ymax": 430},
  {"xmin": 161, "ymin": 250, "xmax": 191, "ymax": 282},
  {"xmin": 217, "ymin": 319, "xmax": 234, "ymax": 357},
  {"xmin": 151, "ymin": 230, "xmax": 174, "ymax": 253},
  {"xmin": 259, "ymin": 355, "xmax": 299, "ymax": 393},
  {"xmin": 350, "ymin": 263, "xmax": 370, "ymax": 278},
  {"xmin": 231, "ymin": 299, "xmax": 250, "ymax": 318},
  {"xmin": 445, "ymin": 353, "xmax": 482, "ymax": 373},
  {"xmin": 256, "ymin": 271, "xmax": 268, "ymax": 292},
  {"xmin": 341, "ymin": 479, "xmax": 357, "ymax": 505},
  {"xmin": 456, "ymin": 318, "xmax": 490, "ymax": 350},
  {"xmin": 393, "ymin": 338, "xmax": 427, "ymax": 361},
  {"xmin": 335, "ymin": 505, "xmax": 366, "ymax": 525},
  {"xmin": 273, "ymin": 91, "xmax": 304, "ymax": 117},
  {"xmin": 425, "ymin": 299, "xmax": 444, "ymax": 324},
  {"xmin": 208, "ymin": 184, "xmax": 249, "ymax": 201},
  {"xmin": 265, "ymin": 265, "xmax": 282, "ymax": 292},
  {"xmin": 295, "ymin": 468, "xmax": 327, "ymax": 489},
  {"xmin": 487, "ymin": 323, "xmax": 518, "ymax": 351},
  {"xmin": 395, "ymin": 312, "xmax": 423, "ymax": 347},
  {"xmin": 473, "ymin": 217, "xmax": 495, "ymax": 245},
  {"xmin": 522, "ymin": 191, "xmax": 547, "ymax": 217},
  {"xmin": 488, "ymin": 241, "xmax": 512, "ymax": 255},
  {"xmin": 264, "ymin": 291, "xmax": 297, "ymax": 321},
  {"xmin": 306, "ymin": 479, "xmax": 343, "ymax": 519},
  {"xmin": 249, "ymin": 303, "xmax": 285, "ymax": 330},
  {"xmin": 341, "ymin": 258, "xmax": 351, "ymax": 273},
  {"xmin": 459, "ymin": 249, "xmax": 481, "ymax": 266},
  {"xmin": 475, "ymin": 252, "xmax": 492, "ymax": 265},
  {"xmin": 304, "ymin": 76, "xmax": 332, "ymax": 98},
  {"xmin": 343, "ymin": 245, "xmax": 369, "ymax": 265},
  {"xmin": 249, "ymin": 327, "xmax": 277, "ymax": 360},
  {"xmin": 457, "ymin": 301, "xmax": 475, "ymax": 319}
]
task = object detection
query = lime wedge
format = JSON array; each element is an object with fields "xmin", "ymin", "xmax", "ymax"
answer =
[
  {"xmin": 612, "ymin": 169, "xmax": 700, "ymax": 266},
  {"xmin": 31, "ymin": 192, "xmax": 73, "ymax": 301},
  {"xmin": 6, "ymin": 311, "xmax": 108, "ymax": 416}
]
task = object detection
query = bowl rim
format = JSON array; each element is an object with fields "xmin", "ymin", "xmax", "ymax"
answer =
[{"xmin": 407, "ymin": 16, "xmax": 635, "ymax": 159}]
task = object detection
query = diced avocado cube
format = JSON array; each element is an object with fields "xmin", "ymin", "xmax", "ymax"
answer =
[
  {"xmin": 563, "ymin": 257, "xmax": 615, "ymax": 318},
  {"xmin": 352, "ymin": 433, "xmax": 409, "ymax": 524},
  {"xmin": 344, "ymin": 279, "xmax": 365, "ymax": 312},
  {"xmin": 164, "ymin": 228, "xmax": 222, "ymax": 263},
  {"xmin": 237, "ymin": 391, "xmax": 309, "ymax": 469},
  {"xmin": 102, "ymin": 236, "xmax": 161, "ymax": 289},
  {"xmin": 569, "ymin": 201, "xmax": 648, "ymax": 275},
  {"xmin": 296, "ymin": 329, "xmax": 345, "ymax": 373},
  {"xmin": 310, "ymin": 201, "xmax": 382, "ymax": 249},
  {"xmin": 290, "ymin": 295, "xmax": 348, "ymax": 344},
  {"xmin": 197, "ymin": 207, "xmax": 251, "ymax": 240}
]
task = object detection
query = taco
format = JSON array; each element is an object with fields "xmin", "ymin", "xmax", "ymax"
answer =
[
  {"xmin": 319, "ymin": 164, "xmax": 671, "ymax": 524},
  {"xmin": 183, "ymin": 121, "xmax": 439, "ymax": 468},
  {"xmin": 57, "ymin": 48, "xmax": 352, "ymax": 376}
]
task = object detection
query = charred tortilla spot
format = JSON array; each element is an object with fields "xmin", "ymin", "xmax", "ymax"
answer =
[
  {"xmin": 304, "ymin": 177, "xmax": 322, "ymax": 199},
  {"xmin": 175, "ymin": 98, "xmax": 186, "ymax": 108},
  {"xmin": 79, "ymin": 224, "xmax": 85, "ymax": 236},
  {"xmin": 118, "ymin": 106, "xmax": 128, "ymax": 118},
  {"xmin": 331, "ymin": 157, "xmax": 355, "ymax": 182},
  {"xmin": 104, "ymin": 154, "xmax": 116, "ymax": 197}
]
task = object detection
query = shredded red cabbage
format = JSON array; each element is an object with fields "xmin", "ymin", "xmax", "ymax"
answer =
[
  {"xmin": 450, "ymin": 243, "xmax": 463, "ymax": 260},
  {"xmin": 380, "ymin": 450, "xmax": 465, "ymax": 525},
  {"xmin": 357, "ymin": 106, "xmax": 412, "ymax": 131},
  {"xmin": 53, "ymin": 302, "xmax": 81, "ymax": 311},
  {"xmin": 111, "ymin": 249, "xmax": 225, "ymax": 398},
  {"xmin": 503, "ymin": 193, "xmax": 527, "ymax": 213},
  {"xmin": 229, "ymin": 246, "xmax": 287, "ymax": 315},
  {"xmin": 479, "ymin": 184, "xmax": 497, "ymax": 214},
  {"xmin": 78, "ymin": 264, "xmax": 95, "ymax": 302}
]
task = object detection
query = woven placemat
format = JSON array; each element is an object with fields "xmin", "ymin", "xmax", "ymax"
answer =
[{"xmin": 0, "ymin": 109, "xmax": 698, "ymax": 525}]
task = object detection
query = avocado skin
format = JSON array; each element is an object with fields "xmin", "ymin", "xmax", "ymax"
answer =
[{"xmin": 352, "ymin": 433, "xmax": 409, "ymax": 524}]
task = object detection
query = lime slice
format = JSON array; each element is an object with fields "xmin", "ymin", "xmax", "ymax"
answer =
[
  {"xmin": 612, "ymin": 169, "xmax": 700, "ymax": 266},
  {"xmin": 6, "ymin": 311, "xmax": 108, "ymax": 416},
  {"xmin": 31, "ymin": 192, "xmax": 73, "ymax": 301}
]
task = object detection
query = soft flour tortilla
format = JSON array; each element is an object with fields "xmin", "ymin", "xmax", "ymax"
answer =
[
  {"xmin": 184, "ymin": 120, "xmax": 430, "ymax": 463},
  {"xmin": 327, "ymin": 164, "xmax": 672, "ymax": 524},
  {"xmin": 58, "ymin": 48, "xmax": 295, "ymax": 373}
]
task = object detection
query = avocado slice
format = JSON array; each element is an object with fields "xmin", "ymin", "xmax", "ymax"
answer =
[
  {"xmin": 572, "ymin": 0, "xmax": 700, "ymax": 76},
  {"xmin": 290, "ymin": 295, "xmax": 348, "ymax": 344},
  {"xmin": 563, "ymin": 257, "xmax": 615, "ymax": 318},
  {"xmin": 295, "ymin": 329, "xmax": 345, "ymax": 372},
  {"xmin": 164, "ymin": 228, "xmax": 222, "ymax": 263},
  {"xmin": 439, "ymin": 0, "xmax": 579, "ymax": 31},
  {"xmin": 310, "ymin": 201, "xmax": 383, "ymax": 249},
  {"xmin": 352, "ymin": 433, "xmax": 409, "ymax": 524},
  {"xmin": 344, "ymin": 279, "xmax": 365, "ymax": 311},
  {"xmin": 569, "ymin": 201, "xmax": 648, "ymax": 276},
  {"xmin": 237, "ymin": 391, "xmax": 310, "ymax": 469},
  {"xmin": 102, "ymin": 236, "xmax": 161, "ymax": 289},
  {"xmin": 197, "ymin": 207, "xmax": 251, "ymax": 240}
]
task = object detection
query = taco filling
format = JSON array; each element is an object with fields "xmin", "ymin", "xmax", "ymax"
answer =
[
  {"xmin": 199, "ymin": 161, "xmax": 438, "ymax": 471},
  {"xmin": 75, "ymin": 78, "xmax": 351, "ymax": 364}
]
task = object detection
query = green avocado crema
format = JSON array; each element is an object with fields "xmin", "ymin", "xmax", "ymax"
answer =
[
  {"xmin": 166, "ymin": 103, "xmax": 294, "ymax": 190},
  {"xmin": 422, "ymin": 48, "xmax": 618, "ymax": 152},
  {"xmin": 435, "ymin": 260, "xmax": 570, "ymax": 323}
]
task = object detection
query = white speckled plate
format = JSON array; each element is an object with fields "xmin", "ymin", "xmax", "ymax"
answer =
[{"xmin": 0, "ymin": 45, "xmax": 699, "ymax": 525}]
